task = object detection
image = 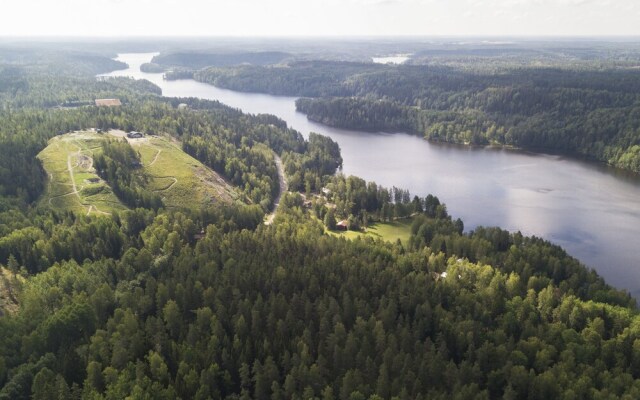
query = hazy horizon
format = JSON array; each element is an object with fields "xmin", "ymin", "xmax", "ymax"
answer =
[
  {"xmin": 3, "ymin": 34, "xmax": 640, "ymax": 40},
  {"xmin": 3, "ymin": 0, "xmax": 640, "ymax": 37}
]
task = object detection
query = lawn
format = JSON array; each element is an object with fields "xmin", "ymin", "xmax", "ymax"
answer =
[{"xmin": 327, "ymin": 217, "xmax": 415, "ymax": 245}]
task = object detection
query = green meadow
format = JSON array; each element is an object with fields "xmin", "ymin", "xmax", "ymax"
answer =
[
  {"xmin": 38, "ymin": 130, "xmax": 239, "ymax": 215},
  {"xmin": 326, "ymin": 217, "xmax": 414, "ymax": 245}
]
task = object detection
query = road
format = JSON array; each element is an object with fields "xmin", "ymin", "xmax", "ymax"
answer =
[{"xmin": 264, "ymin": 153, "xmax": 287, "ymax": 225}]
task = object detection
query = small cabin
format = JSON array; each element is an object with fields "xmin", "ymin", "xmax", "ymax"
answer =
[
  {"xmin": 127, "ymin": 131, "xmax": 144, "ymax": 139},
  {"xmin": 336, "ymin": 220, "xmax": 349, "ymax": 231}
]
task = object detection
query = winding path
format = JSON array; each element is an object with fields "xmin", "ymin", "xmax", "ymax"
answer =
[
  {"xmin": 152, "ymin": 177, "xmax": 178, "ymax": 192},
  {"xmin": 146, "ymin": 147, "xmax": 180, "ymax": 193},
  {"xmin": 264, "ymin": 153, "xmax": 287, "ymax": 225},
  {"xmin": 147, "ymin": 148, "xmax": 162, "ymax": 167},
  {"xmin": 58, "ymin": 144, "xmax": 110, "ymax": 216}
]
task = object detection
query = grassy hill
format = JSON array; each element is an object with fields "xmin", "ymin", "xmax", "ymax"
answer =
[
  {"xmin": 37, "ymin": 130, "xmax": 239, "ymax": 215},
  {"xmin": 124, "ymin": 131, "xmax": 240, "ymax": 208}
]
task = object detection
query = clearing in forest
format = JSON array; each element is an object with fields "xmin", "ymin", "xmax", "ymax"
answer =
[
  {"xmin": 0, "ymin": 267, "xmax": 24, "ymax": 316},
  {"xmin": 37, "ymin": 131, "xmax": 127, "ymax": 215},
  {"xmin": 37, "ymin": 130, "xmax": 239, "ymax": 215},
  {"xmin": 129, "ymin": 132, "xmax": 239, "ymax": 208},
  {"xmin": 326, "ymin": 217, "xmax": 415, "ymax": 245}
]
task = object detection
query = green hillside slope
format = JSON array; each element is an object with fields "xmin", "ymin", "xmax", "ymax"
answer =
[{"xmin": 37, "ymin": 130, "xmax": 239, "ymax": 215}]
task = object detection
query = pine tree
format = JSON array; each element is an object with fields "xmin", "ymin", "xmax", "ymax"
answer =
[{"xmin": 324, "ymin": 208, "xmax": 337, "ymax": 230}]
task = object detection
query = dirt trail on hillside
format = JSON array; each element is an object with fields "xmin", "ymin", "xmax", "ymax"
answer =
[
  {"xmin": 148, "ymin": 148, "xmax": 162, "ymax": 167},
  {"xmin": 64, "ymin": 145, "xmax": 110, "ymax": 216},
  {"xmin": 265, "ymin": 153, "xmax": 287, "ymax": 225}
]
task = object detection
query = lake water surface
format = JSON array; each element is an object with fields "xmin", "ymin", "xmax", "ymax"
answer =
[{"xmin": 101, "ymin": 53, "xmax": 640, "ymax": 297}]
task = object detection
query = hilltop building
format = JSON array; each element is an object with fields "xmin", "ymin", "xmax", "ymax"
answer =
[{"xmin": 127, "ymin": 131, "xmax": 144, "ymax": 139}]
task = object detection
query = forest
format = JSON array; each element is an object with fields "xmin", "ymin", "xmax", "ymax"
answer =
[
  {"xmin": 1, "ymin": 187, "xmax": 639, "ymax": 399},
  {"xmin": 93, "ymin": 140, "xmax": 163, "ymax": 210},
  {"xmin": 2, "ymin": 44, "xmax": 640, "ymax": 399},
  {"xmin": 192, "ymin": 60, "xmax": 640, "ymax": 173},
  {"xmin": 143, "ymin": 52, "xmax": 292, "ymax": 73}
]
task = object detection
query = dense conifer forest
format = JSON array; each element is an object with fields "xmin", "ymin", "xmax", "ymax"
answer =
[
  {"xmin": 1, "ymin": 44, "xmax": 640, "ymax": 399},
  {"xmin": 188, "ymin": 60, "xmax": 640, "ymax": 173}
]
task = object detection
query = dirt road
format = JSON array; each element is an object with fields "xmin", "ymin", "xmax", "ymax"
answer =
[{"xmin": 264, "ymin": 153, "xmax": 287, "ymax": 225}]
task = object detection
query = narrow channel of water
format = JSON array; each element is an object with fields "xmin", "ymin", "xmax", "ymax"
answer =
[{"xmin": 101, "ymin": 53, "xmax": 640, "ymax": 297}]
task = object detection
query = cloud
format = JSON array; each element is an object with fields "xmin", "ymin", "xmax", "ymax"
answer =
[
  {"xmin": 345, "ymin": 0, "xmax": 403, "ymax": 4},
  {"xmin": 345, "ymin": 0, "xmax": 438, "ymax": 4},
  {"xmin": 355, "ymin": 0, "xmax": 400, "ymax": 5},
  {"xmin": 466, "ymin": 0, "xmax": 610, "ymax": 6}
]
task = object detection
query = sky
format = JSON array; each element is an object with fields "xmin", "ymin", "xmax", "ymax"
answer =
[{"xmin": 1, "ymin": 0, "xmax": 640, "ymax": 37}]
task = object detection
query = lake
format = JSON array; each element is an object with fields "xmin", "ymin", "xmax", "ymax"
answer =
[{"xmin": 101, "ymin": 53, "xmax": 640, "ymax": 297}]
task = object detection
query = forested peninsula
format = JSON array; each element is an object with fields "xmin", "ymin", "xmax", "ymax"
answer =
[
  {"xmin": 192, "ymin": 61, "xmax": 640, "ymax": 173},
  {"xmin": 1, "ymin": 44, "xmax": 640, "ymax": 399}
]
